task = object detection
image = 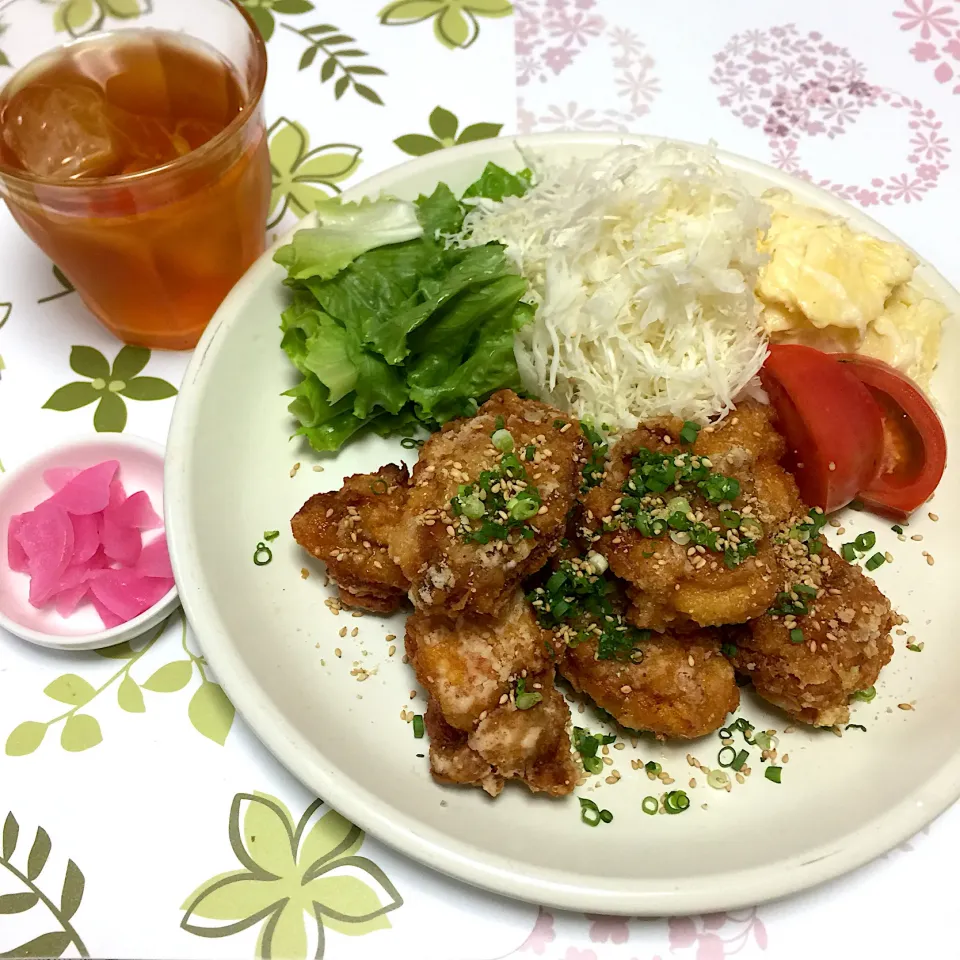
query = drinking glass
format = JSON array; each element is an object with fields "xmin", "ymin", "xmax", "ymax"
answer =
[{"xmin": 0, "ymin": 0, "xmax": 270, "ymax": 350}]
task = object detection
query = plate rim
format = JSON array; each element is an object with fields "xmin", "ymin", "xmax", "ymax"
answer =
[{"xmin": 165, "ymin": 131, "xmax": 960, "ymax": 915}]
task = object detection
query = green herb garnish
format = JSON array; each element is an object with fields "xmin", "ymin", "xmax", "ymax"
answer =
[
  {"xmin": 253, "ymin": 542, "xmax": 273, "ymax": 566},
  {"xmin": 263, "ymin": 530, "xmax": 280, "ymax": 541},
  {"xmin": 851, "ymin": 686, "xmax": 876, "ymax": 703},
  {"xmin": 412, "ymin": 715, "xmax": 424, "ymax": 739},
  {"xmin": 514, "ymin": 677, "xmax": 542, "ymax": 711},
  {"xmin": 642, "ymin": 796, "xmax": 658, "ymax": 815},
  {"xmin": 865, "ymin": 552, "xmax": 886, "ymax": 572},
  {"xmin": 679, "ymin": 421, "xmax": 701, "ymax": 444},
  {"xmin": 663, "ymin": 790, "xmax": 690, "ymax": 814},
  {"xmin": 765, "ymin": 766, "xmax": 782, "ymax": 783}
]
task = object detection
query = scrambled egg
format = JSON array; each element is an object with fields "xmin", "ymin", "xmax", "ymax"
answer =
[{"xmin": 755, "ymin": 189, "xmax": 947, "ymax": 387}]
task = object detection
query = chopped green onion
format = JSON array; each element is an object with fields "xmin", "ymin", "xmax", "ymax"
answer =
[
  {"xmin": 765, "ymin": 766, "xmax": 782, "ymax": 784},
  {"xmin": 667, "ymin": 496, "xmax": 692, "ymax": 515},
  {"xmin": 707, "ymin": 769, "xmax": 730, "ymax": 790},
  {"xmin": 492, "ymin": 429, "xmax": 514, "ymax": 453},
  {"xmin": 253, "ymin": 542, "xmax": 272, "ymax": 566},
  {"xmin": 753, "ymin": 731, "xmax": 777, "ymax": 751},
  {"xmin": 865, "ymin": 552, "xmax": 886, "ymax": 572},
  {"xmin": 644, "ymin": 761, "xmax": 662, "ymax": 776},
  {"xmin": 846, "ymin": 723, "xmax": 867, "ymax": 732},
  {"xmin": 852, "ymin": 686, "xmax": 876, "ymax": 703},
  {"xmin": 680, "ymin": 421, "xmax": 701, "ymax": 444},
  {"xmin": 599, "ymin": 809, "xmax": 613, "ymax": 824},
  {"xmin": 841, "ymin": 543, "xmax": 857, "ymax": 563},
  {"xmin": 579, "ymin": 797, "xmax": 601, "ymax": 827},
  {"xmin": 494, "ymin": 415, "xmax": 505, "ymax": 431},
  {"xmin": 808, "ymin": 539, "xmax": 823, "ymax": 555},
  {"xmin": 794, "ymin": 583, "xmax": 818, "ymax": 597},
  {"xmin": 855, "ymin": 531, "xmax": 877, "ymax": 552},
  {"xmin": 720, "ymin": 642, "xmax": 738, "ymax": 658},
  {"xmin": 400, "ymin": 437, "xmax": 423, "ymax": 449},
  {"xmin": 892, "ymin": 524, "xmax": 904, "ymax": 535},
  {"xmin": 789, "ymin": 628, "xmax": 804, "ymax": 644},
  {"xmin": 263, "ymin": 530, "xmax": 280, "ymax": 541},
  {"xmin": 731, "ymin": 750, "xmax": 749, "ymax": 772},
  {"xmin": 642, "ymin": 796, "xmax": 658, "ymax": 815},
  {"xmin": 583, "ymin": 756, "xmax": 603, "ymax": 775},
  {"xmin": 461, "ymin": 495, "xmax": 485, "ymax": 519},
  {"xmin": 907, "ymin": 642, "xmax": 924, "ymax": 653},
  {"xmin": 525, "ymin": 444, "xmax": 536, "ymax": 461},
  {"xmin": 663, "ymin": 790, "xmax": 690, "ymax": 814},
  {"xmin": 369, "ymin": 478, "xmax": 388, "ymax": 495},
  {"xmin": 553, "ymin": 419, "xmax": 565, "ymax": 429},
  {"xmin": 507, "ymin": 497, "xmax": 539, "ymax": 521},
  {"xmin": 412, "ymin": 715, "xmax": 424, "ymax": 739},
  {"xmin": 720, "ymin": 510, "xmax": 741, "ymax": 529},
  {"xmin": 515, "ymin": 678, "xmax": 542, "ymax": 710},
  {"xmin": 717, "ymin": 746, "xmax": 737, "ymax": 768}
]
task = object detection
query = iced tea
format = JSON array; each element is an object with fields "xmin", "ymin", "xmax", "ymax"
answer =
[{"xmin": 0, "ymin": 28, "xmax": 269, "ymax": 349}]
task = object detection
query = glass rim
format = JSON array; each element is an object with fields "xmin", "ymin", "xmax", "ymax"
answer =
[{"xmin": 0, "ymin": 0, "xmax": 268, "ymax": 190}]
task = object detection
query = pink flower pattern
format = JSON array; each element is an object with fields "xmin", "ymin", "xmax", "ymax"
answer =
[
  {"xmin": 668, "ymin": 909, "xmax": 768, "ymax": 957},
  {"xmin": 518, "ymin": 908, "xmax": 556, "ymax": 955},
  {"xmin": 893, "ymin": 0, "xmax": 960, "ymax": 94},
  {"xmin": 711, "ymin": 24, "xmax": 951, "ymax": 206},
  {"xmin": 586, "ymin": 914, "xmax": 630, "ymax": 943},
  {"xmin": 515, "ymin": 2, "xmax": 661, "ymax": 133}
]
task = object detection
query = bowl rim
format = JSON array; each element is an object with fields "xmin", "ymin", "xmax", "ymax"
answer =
[
  {"xmin": 0, "ymin": 433, "xmax": 179, "ymax": 650},
  {"xmin": 165, "ymin": 131, "xmax": 960, "ymax": 915}
]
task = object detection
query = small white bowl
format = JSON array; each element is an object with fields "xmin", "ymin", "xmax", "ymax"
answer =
[{"xmin": 0, "ymin": 435, "xmax": 179, "ymax": 651}]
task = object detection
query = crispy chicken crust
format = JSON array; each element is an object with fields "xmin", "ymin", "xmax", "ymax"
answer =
[
  {"xmin": 404, "ymin": 591, "xmax": 559, "ymax": 732},
  {"xmin": 583, "ymin": 400, "xmax": 796, "ymax": 629},
  {"xmin": 389, "ymin": 390, "xmax": 586, "ymax": 619},
  {"xmin": 731, "ymin": 544, "xmax": 895, "ymax": 727},
  {"xmin": 291, "ymin": 464, "xmax": 409, "ymax": 613},
  {"xmin": 560, "ymin": 628, "xmax": 739, "ymax": 739}
]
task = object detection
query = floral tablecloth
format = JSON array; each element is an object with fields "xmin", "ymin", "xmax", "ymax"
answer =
[{"xmin": 2, "ymin": 1, "xmax": 959, "ymax": 958}]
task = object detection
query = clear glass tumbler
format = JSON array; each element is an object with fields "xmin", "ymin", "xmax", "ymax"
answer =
[{"xmin": 0, "ymin": 0, "xmax": 270, "ymax": 350}]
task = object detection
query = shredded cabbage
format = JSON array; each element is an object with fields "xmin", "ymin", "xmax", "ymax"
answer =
[{"xmin": 454, "ymin": 142, "xmax": 771, "ymax": 429}]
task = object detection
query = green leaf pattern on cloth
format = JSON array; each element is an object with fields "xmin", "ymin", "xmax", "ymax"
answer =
[
  {"xmin": 395, "ymin": 105, "xmax": 502, "ymax": 155},
  {"xmin": 4, "ymin": 613, "xmax": 235, "ymax": 756},
  {"xmin": 0, "ymin": 813, "xmax": 89, "ymax": 957},
  {"xmin": 181, "ymin": 792, "xmax": 402, "ymax": 958},
  {"xmin": 42, "ymin": 345, "xmax": 177, "ymax": 432},
  {"xmin": 379, "ymin": 0, "xmax": 512, "ymax": 49},
  {"xmin": 267, "ymin": 118, "xmax": 363, "ymax": 228},
  {"xmin": 52, "ymin": 0, "xmax": 148, "ymax": 38}
]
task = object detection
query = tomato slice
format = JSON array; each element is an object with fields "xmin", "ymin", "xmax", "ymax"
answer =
[
  {"xmin": 834, "ymin": 355, "xmax": 946, "ymax": 518},
  {"xmin": 759, "ymin": 344, "xmax": 884, "ymax": 513}
]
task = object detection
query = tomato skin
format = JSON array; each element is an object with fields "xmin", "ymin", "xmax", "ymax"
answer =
[
  {"xmin": 835, "ymin": 354, "xmax": 946, "ymax": 518},
  {"xmin": 759, "ymin": 344, "xmax": 884, "ymax": 513}
]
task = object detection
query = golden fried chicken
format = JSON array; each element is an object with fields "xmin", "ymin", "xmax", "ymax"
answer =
[
  {"xmin": 731, "ymin": 539, "xmax": 895, "ymax": 727},
  {"xmin": 529, "ymin": 553, "xmax": 738, "ymax": 738},
  {"xmin": 389, "ymin": 390, "xmax": 586, "ymax": 618},
  {"xmin": 405, "ymin": 590, "xmax": 560, "ymax": 732},
  {"xmin": 560, "ymin": 628, "xmax": 738, "ymax": 739},
  {"xmin": 291, "ymin": 464, "xmax": 409, "ymax": 613},
  {"xmin": 424, "ymin": 681, "xmax": 578, "ymax": 798},
  {"xmin": 407, "ymin": 589, "xmax": 577, "ymax": 797},
  {"xmin": 582, "ymin": 399, "xmax": 797, "ymax": 629}
]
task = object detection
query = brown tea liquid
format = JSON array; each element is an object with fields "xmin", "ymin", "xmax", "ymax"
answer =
[{"xmin": 0, "ymin": 29, "xmax": 269, "ymax": 350}]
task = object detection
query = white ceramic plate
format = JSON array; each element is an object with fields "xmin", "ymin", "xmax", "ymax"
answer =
[{"xmin": 165, "ymin": 134, "xmax": 960, "ymax": 915}]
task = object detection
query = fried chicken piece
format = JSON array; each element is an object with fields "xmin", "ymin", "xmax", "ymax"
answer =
[
  {"xmin": 425, "ymin": 699, "xmax": 502, "ymax": 797},
  {"xmin": 405, "ymin": 590, "xmax": 560, "ymax": 732},
  {"xmin": 731, "ymin": 543, "xmax": 895, "ymax": 727},
  {"xmin": 560, "ymin": 628, "xmax": 738, "ymax": 739},
  {"xmin": 389, "ymin": 390, "xmax": 586, "ymax": 618},
  {"xmin": 291, "ymin": 464, "xmax": 409, "ymax": 613},
  {"xmin": 408, "ymin": 590, "xmax": 578, "ymax": 797},
  {"xmin": 583, "ymin": 399, "xmax": 796, "ymax": 629},
  {"xmin": 467, "ymin": 676, "xmax": 578, "ymax": 796}
]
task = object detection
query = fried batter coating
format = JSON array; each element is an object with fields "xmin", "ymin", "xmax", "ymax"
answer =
[
  {"xmin": 389, "ymin": 390, "xmax": 586, "ymax": 618},
  {"xmin": 291, "ymin": 464, "xmax": 409, "ymax": 613},
  {"xmin": 583, "ymin": 399, "xmax": 795, "ymax": 629},
  {"xmin": 405, "ymin": 590, "xmax": 560, "ymax": 732},
  {"xmin": 424, "ymin": 681, "xmax": 577, "ymax": 798},
  {"xmin": 425, "ymin": 699, "xmax": 502, "ymax": 797},
  {"xmin": 731, "ymin": 542, "xmax": 895, "ymax": 727},
  {"xmin": 560, "ymin": 628, "xmax": 738, "ymax": 739}
]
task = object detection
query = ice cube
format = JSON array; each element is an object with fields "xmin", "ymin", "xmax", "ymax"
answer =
[{"xmin": 1, "ymin": 83, "xmax": 122, "ymax": 180}]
